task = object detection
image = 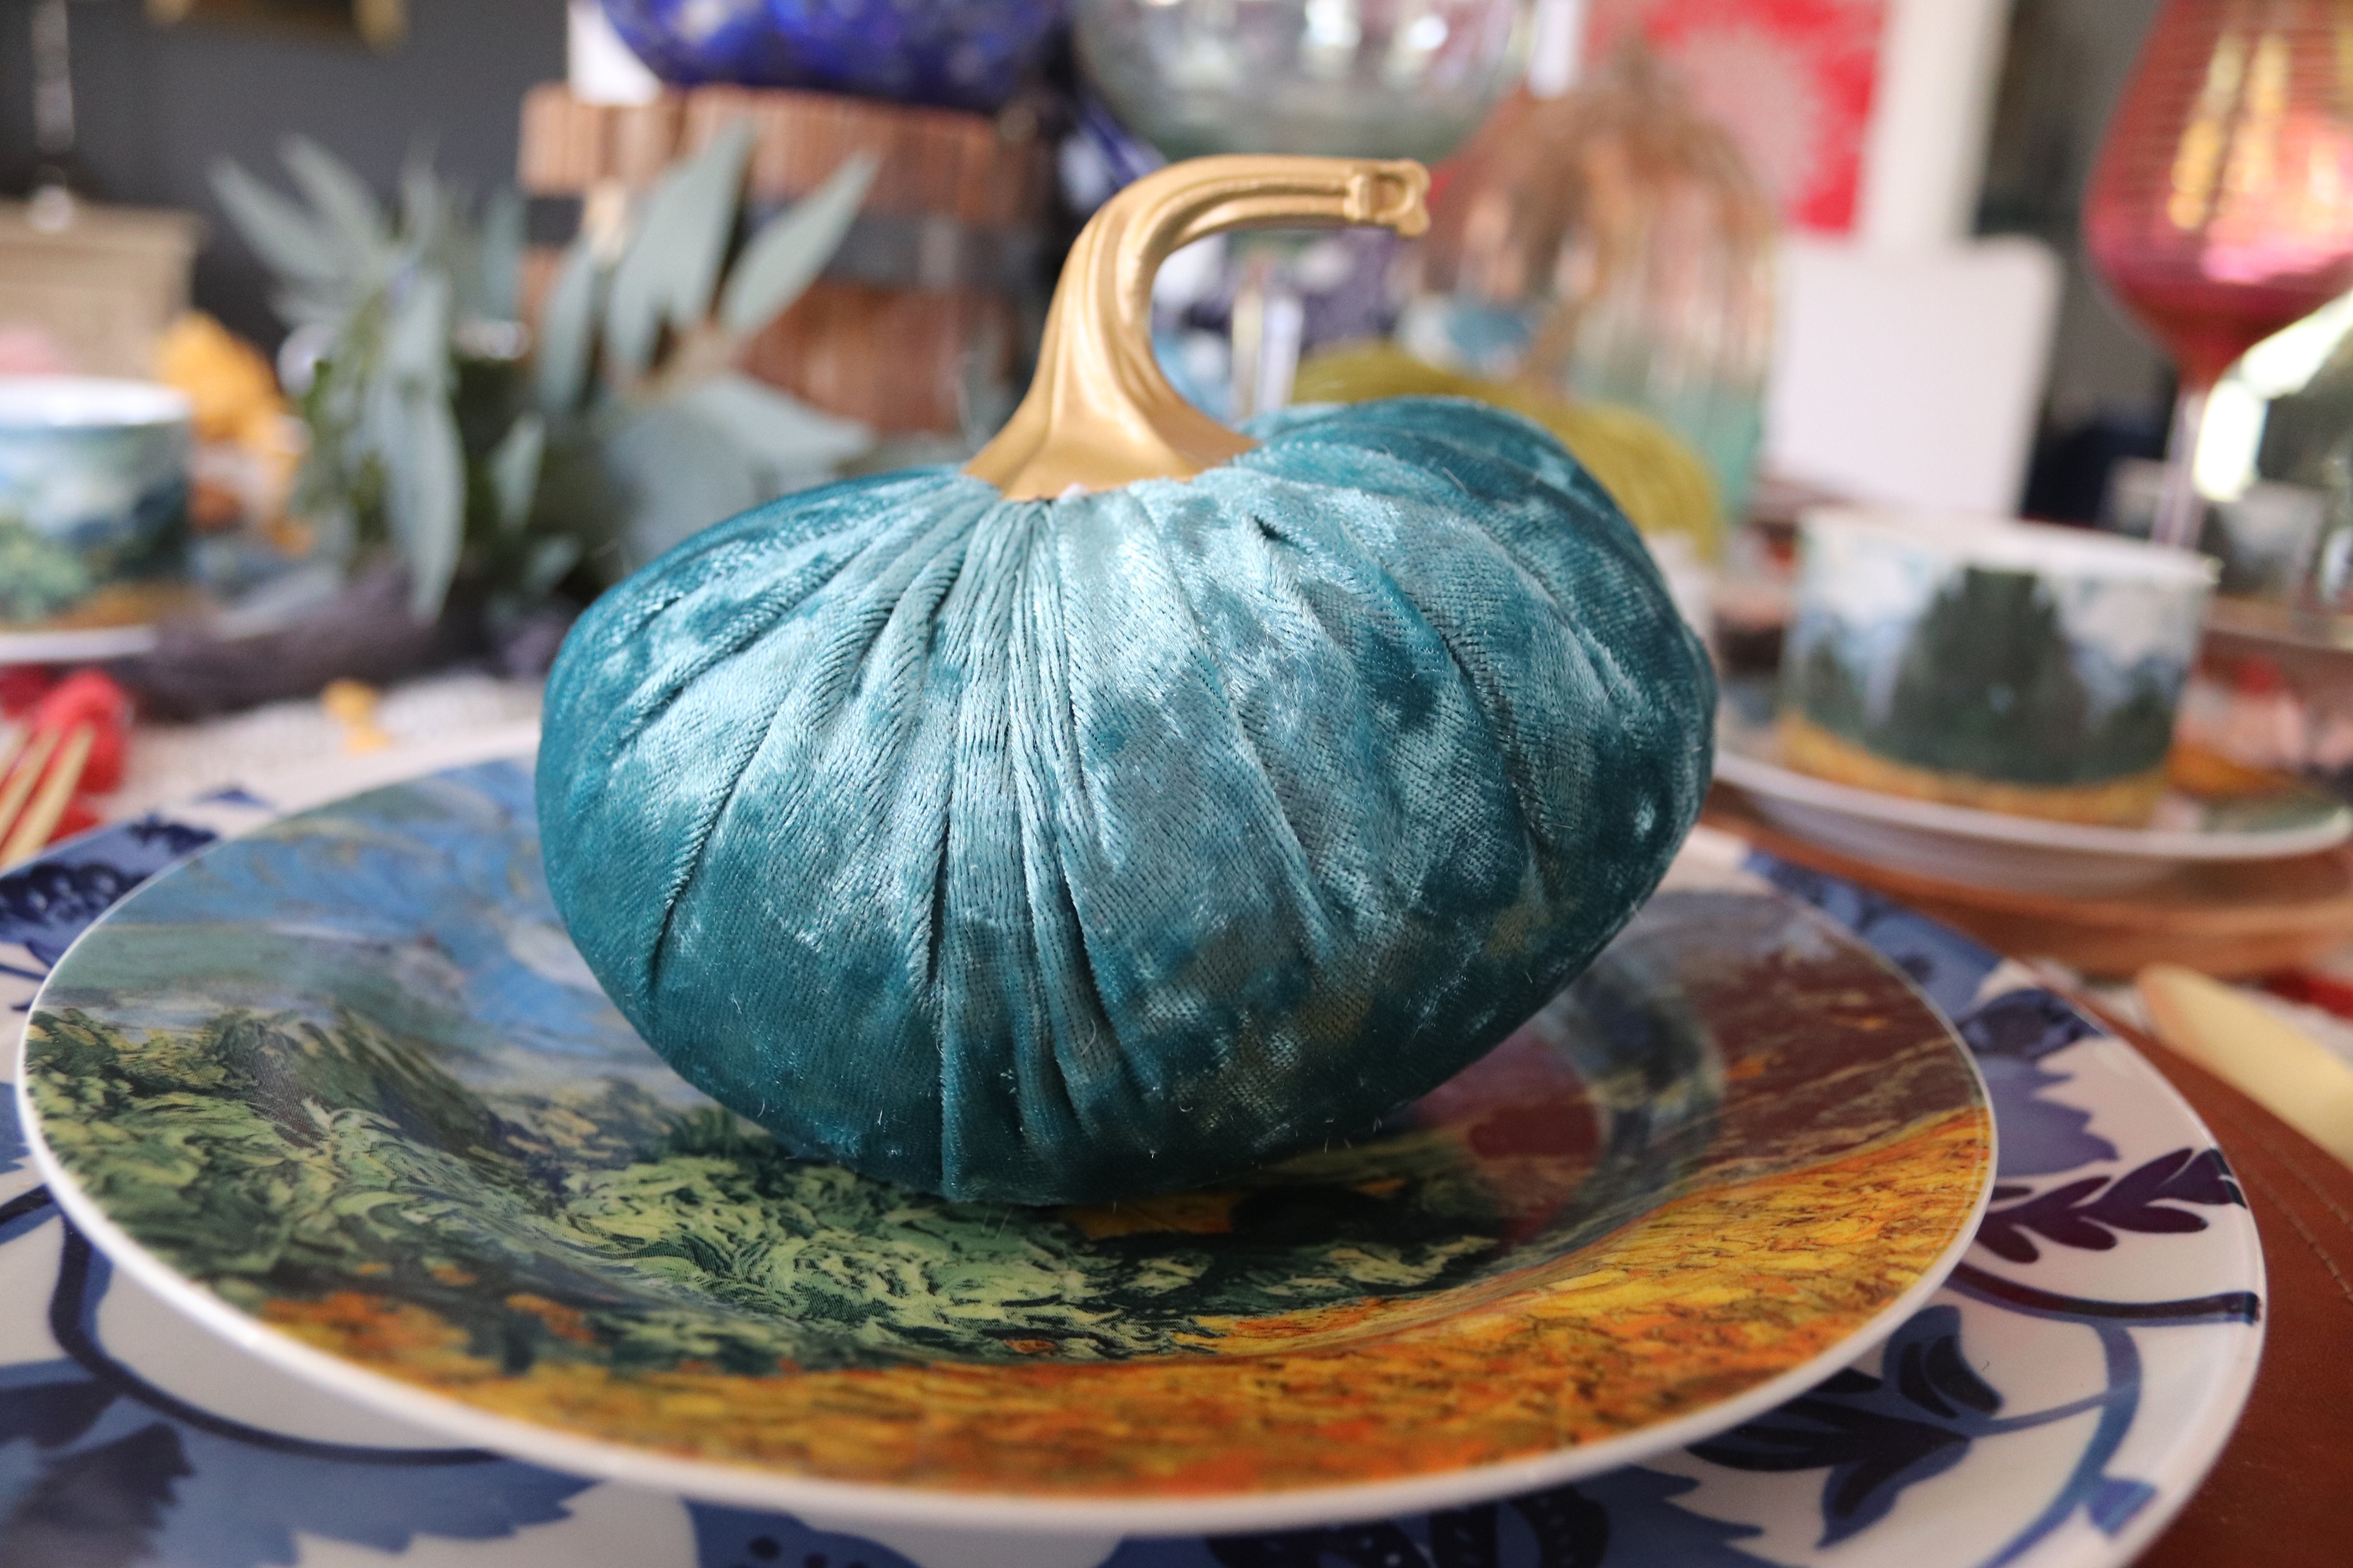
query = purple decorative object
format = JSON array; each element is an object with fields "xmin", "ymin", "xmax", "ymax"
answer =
[{"xmin": 599, "ymin": 0, "xmax": 1064, "ymax": 114}]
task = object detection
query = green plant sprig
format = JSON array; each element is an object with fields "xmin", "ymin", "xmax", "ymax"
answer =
[{"xmin": 215, "ymin": 128, "xmax": 879, "ymax": 621}]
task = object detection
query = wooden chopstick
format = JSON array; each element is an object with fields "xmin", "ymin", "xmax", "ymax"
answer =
[
  {"xmin": 0, "ymin": 722, "xmax": 91, "ymax": 870},
  {"xmin": 0, "ymin": 724, "xmax": 61, "ymax": 858}
]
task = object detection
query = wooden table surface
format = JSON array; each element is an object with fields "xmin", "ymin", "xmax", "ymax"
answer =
[{"xmin": 2104, "ymin": 1011, "xmax": 2353, "ymax": 1567}]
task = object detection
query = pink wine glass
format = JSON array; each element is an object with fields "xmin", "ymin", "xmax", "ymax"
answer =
[{"xmin": 2085, "ymin": 0, "xmax": 2353, "ymax": 549}]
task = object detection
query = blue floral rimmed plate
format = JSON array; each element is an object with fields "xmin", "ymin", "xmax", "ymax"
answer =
[{"xmin": 0, "ymin": 760, "xmax": 2261, "ymax": 1568}]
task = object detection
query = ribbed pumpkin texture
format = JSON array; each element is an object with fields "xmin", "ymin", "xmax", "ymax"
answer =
[
  {"xmin": 538, "ymin": 395, "xmax": 1712, "ymax": 1202},
  {"xmin": 539, "ymin": 155, "xmax": 1712, "ymax": 1203}
]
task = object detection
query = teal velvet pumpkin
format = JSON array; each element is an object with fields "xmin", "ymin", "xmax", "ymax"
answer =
[{"xmin": 538, "ymin": 394, "xmax": 1713, "ymax": 1203}]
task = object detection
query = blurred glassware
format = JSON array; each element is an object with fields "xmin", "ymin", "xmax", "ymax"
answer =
[
  {"xmin": 597, "ymin": 0, "xmax": 1065, "ymax": 114},
  {"xmin": 2106, "ymin": 454, "xmax": 2332, "ymax": 600},
  {"xmin": 2317, "ymin": 445, "xmax": 2353, "ymax": 607},
  {"xmin": 1074, "ymin": 0, "xmax": 1531, "ymax": 161},
  {"xmin": 1058, "ymin": 95, "xmax": 1171, "ymax": 219},
  {"xmin": 1075, "ymin": 0, "xmax": 1529, "ymax": 435},
  {"xmin": 1396, "ymin": 41, "xmax": 1777, "ymax": 527},
  {"xmin": 568, "ymin": 0, "xmax": 662, "ymax": 106},
  {"xmin": 2084, "ymin": 0, "xmax": 2353, "ymax": 551},
  {"xmin": 2213, "ymin": 480, "xmax": 2329, "ymax": 596}
]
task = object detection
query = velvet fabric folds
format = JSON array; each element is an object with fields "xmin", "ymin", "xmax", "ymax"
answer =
[{"xmin": 538, "ymin": 397, "xmax": 1715, "ymax": 1203}]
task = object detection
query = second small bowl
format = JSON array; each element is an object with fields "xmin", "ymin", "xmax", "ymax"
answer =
[{"xmin": 1778, "ymin": 507, "xmax": 2218, "ymax": 827}]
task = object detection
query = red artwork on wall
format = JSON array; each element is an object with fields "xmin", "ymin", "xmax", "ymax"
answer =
[{"xmin": 1585, "ymin": 0, "xmax": 1889, "ymax": 234}]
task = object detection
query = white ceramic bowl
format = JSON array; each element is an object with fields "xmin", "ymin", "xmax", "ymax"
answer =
[
  {"xmin": 0, "ymin": 375, "xmax": 194, "ymax": 635},
  {"xmin": 1779, "ymin": 506, "xmax": 2217, "ymax": 827}
]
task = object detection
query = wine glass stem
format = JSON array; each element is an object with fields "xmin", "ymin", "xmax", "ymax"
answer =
[{"xmin": 2153, "ymin": 381, "xmax": 2210, "ymax": 551}]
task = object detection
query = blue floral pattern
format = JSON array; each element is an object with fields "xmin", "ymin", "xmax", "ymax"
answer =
[
  {"xmin": 0, "ymin": 1225, "xmax": 589, "ymax": 1565},
  {"xmin": 1976, "ymin": 1149, "xmax": 2243, "ymax": 1265},
  {"xmin": 0, "ymin": 802, "xmax": 2263, "ymax": 1567},
  {"xmin": 1955, "ymin": 987, "xmax": 2118, "ymax": 1178}
]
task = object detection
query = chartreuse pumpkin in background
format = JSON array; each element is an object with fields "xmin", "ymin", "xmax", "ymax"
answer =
[{"xmin": 538, "ymin": 156, "xmax": 1715, "ymax": 1204}]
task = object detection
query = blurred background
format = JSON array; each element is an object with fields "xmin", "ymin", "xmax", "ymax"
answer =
[
  {"xmin": 0, "ymin": 1, "xmax": 562, "ymax": 352},
  {"xmin": 0, "ymin": 1, "xmax": 2193, "ymax": 540}
]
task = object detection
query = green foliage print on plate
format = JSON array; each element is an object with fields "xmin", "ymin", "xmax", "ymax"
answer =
[{"xmin": 32, "ymin": 1001, "xmax": 1548, "ymax": 1370}]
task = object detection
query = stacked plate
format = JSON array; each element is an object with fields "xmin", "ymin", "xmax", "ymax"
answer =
[
  {"xmin": 1714, "ymin": 688, "xmax": 2353, "ymax": 899},
  {"xmin": 2, "ymin": 743, "xmax": 2262, "ymax": 1568}
]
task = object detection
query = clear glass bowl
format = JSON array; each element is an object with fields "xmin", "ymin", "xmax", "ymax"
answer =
[
  {"xmin": 1075, "ymin": 0, "xmax": 1532, "ymax": 161},
  {"xmin": 1400, "ymin": 43, "xmax": 1778, "ymax": 524}
]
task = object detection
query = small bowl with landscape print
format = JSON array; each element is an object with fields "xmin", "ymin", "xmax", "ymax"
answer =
[
  {"xmin": 0, "ymin": 377, "xmax": 195, "ymax": 636},
  {"xmin": 1779, "ymin": 507, "xmax": 2217, "ymax": 827}
]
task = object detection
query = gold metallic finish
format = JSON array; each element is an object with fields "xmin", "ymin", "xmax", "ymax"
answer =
[{"xmin": 965, "ymin": 155, "xmax": 1430, "ymax": 500}]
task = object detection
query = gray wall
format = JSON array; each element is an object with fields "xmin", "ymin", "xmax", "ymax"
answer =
[
  {"xmin": 0, "ymin": 0, "xmax": 564, "ymax": 345},
  {"xmin": 1978, "ymin": 0, "xmax": 2169, "ymax": 427}
]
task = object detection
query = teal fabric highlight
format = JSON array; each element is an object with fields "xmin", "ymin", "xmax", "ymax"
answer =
[{"xmin": 538, "ymin": 397, "xmax": 1714, "ymax": 1203}]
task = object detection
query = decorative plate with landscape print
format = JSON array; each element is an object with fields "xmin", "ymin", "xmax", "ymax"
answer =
[{"xmin": 19, "ymin": 759, "xmax": 1994, "ymax": 1534}]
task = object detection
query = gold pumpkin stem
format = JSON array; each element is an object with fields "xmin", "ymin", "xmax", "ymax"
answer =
[{"xmin": 966, "ymin": 156, "xmax": 1431, "ymax": 500}]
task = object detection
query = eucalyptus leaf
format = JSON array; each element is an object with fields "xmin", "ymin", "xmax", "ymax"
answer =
[
  {"xmin": 603, "ymin": 119, "xmax": 755, "ymax": 382},
  {"xmin": 384, "ymin": 387, "xmax": 467, "ymax": 619},
  {"xmin": 488, "ymin": 413, "xmax": 546, "ymax": 536},
  {"xmin": 603, "ymin": 398, "xmax": 763, "ymax": 566},
  {"xmin": 225, "ymin": 125, "xmax": 870, "ymax": 623},
  {"xmin": 304, "ymin": 309, "xmax": 376, "ymax": 434},
  {"xmin": 282, "ymin": 136, "xmax": 387, "ymax": 267},
  {"xmin": 523, "ymin": 535, "xmax": 583, "ymax": 598},
  {"xmin": 213, "ymin": 161, "xmax": 342, "ymax": 284},
  {"xmin": 385, "ymin": 270, "xmax": 453, "ymax": 385},
  {"xmin": 357, "ymin": 343, "xmax": 401, "ymax": 452},
  {"xmin": 399, "ymin": 146, "xmax": 443, "ymax": 257},
  {"xmin": 535, "ymin": 240, "xmax": 600, "ymax": 419},
  {"xmin": 679, "ymin": 372, "xmax": 871, "ymax": 484},
  {"xmin": 718, "ymin": 152, "xmax": 878, "ymax": 339},
  {"xmin": 271, "ymin": 287, "xmax": 350, "ymax": 330},
  {"xmin": 476, "ymin": 189, "xmax": 526, "ymax": 324}
]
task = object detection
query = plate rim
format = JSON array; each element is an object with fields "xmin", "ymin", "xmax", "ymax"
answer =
[
  {"xmin": 2063, "ymin": 1197, "xmax": 2268, "ymax": 1568},
  {"xmin": 1914, "ymin": 998, "xmax": 2269, "ymax": 1568},
  {"xmin": 15, "ymin": 766, "xmax": 2003, "ymax": 1538},
  {"xmin": 1715, "ymin": 732, "xmax": 2353, "ymax": 862}
]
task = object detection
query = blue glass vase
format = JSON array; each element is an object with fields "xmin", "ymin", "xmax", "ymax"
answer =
[{"xmin": 600, "ymin": 0, "xmax": 1065, "ymax": 115}]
